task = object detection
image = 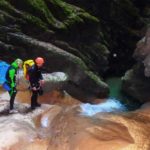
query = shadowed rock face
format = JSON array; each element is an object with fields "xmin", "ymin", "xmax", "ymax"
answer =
[
  {"xmin": 65, "ymin": 0, "xmax": 149, "ymax": 76},
  {"xmin": 122, "ymin": 28, "xmax": 150, "ymax": 102}
]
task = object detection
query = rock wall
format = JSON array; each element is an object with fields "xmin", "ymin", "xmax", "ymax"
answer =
[{"xmin": 122, "ymin": 27, "xmax": 150, "ymax": 102}]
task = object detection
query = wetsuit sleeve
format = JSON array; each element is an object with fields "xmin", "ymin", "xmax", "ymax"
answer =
[
  {"xmin": 39, "ymin": 71, "xmax": 43, "ymax": 80},
  {"xmin": 9, "ymin": 68, "xmax": 16, "ymax": 88},
  {"xmin": 28, "ymin": 69, "xmax": 35, "ymax": 87},
  {"xmin": 28, "ymin": 67, "xmax": 39, "ymax": 88}
]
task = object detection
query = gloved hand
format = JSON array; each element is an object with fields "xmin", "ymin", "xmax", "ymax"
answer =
[
  {"xmin": 39, "ymin": 80, "xmax": 45, "ymax": 87},
  {"xmin": 32, "ymin": 87, "xmax": 37, "ymax": 91}
]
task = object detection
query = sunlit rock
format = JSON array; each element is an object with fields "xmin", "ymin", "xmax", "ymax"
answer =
[
  {"xmin": 96, "ymin": 109, "xmax": 150, "ymax": 150},
  {"xmin": 40, "ymin": 105, "xmax": 62, "ymax": 128},
  {"xmin": 44, "ymin": 106, "xmax": 133, "ymax": 150},
  {"xmin": 0, "ymin": 99, "xmax": 51, "ymax": 150},
  {"xmin": 1, "ymin": 87, "xmax": 150, "ymax": 150}
]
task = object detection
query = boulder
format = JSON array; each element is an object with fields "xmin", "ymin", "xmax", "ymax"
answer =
[{"xmin": 122, "ymin": 27, "xmax": 150, "ymax": 102}]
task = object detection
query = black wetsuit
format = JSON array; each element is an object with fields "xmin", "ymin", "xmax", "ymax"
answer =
[{"xmin": 28, "ymin": 64, "xmax": 43, "ymax": 109}]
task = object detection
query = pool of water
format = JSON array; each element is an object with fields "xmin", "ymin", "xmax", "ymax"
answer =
[{"xmin": 105, "ymin": 77, "xmax": 142, "ymax": 111}]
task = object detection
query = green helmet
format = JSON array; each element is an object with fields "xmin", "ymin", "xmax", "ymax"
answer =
[{"xmin": 15, "ymin": 58, "xmax": 23, "ymax": 66}]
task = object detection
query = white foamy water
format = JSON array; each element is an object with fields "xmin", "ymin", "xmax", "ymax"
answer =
[{"xmin": 80, "ymin": 98, "xmax": 127, "ymax": 116}]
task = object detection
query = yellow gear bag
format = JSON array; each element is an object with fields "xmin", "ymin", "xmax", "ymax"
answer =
[{"xmin": 23, "ymin": 59, "xmax": 35, "ymax": 80}]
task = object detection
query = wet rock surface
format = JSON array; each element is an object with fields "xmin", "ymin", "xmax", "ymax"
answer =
[{"xmin": 0, "ymin": 88, "xmax": 150, "ymax": 150}]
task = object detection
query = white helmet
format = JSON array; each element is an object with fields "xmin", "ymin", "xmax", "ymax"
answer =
[{"xmin": 15, "ymin": 58, "xmax": 23, "ymax": 66}]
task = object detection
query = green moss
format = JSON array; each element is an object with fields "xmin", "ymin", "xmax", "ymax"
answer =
[
  {"xmin": 79, "ymin": 12, "xmax": 99, "ymax": 23},
  {"xmin": 94, "ymin": 43, "xmax": 109, "ymax": 55},
  {"xmin": 0, "ymin": 13, "xmax": 5, "ymax": 24},
  {"xmin": 74, "ymin": 57, "xmax": 88, "ymax": 70},
  {"xmin": 0, "ymin": 10, "xmax": 18, "ymax": 26},
  {"xmin": 85, "ymin": 71, "xmax": 105, "ymax": 85},
  {"xmin": 0, "ymin": 0, "xmax": 54, "ymax": 31},
  {"xmin": 0, "ymin": 1, "xmax": 22, "ymax": 25},
  {"xmin": 72, "ymin": 55, "xmax": 106, "ymax": 86},
  {"xmin": 1, "ymin": 0, "xmax": 99, "ymax": 30},
  {"xmin": 30, "ymin": 0, "xmax": 66, "ymax": 29},
  {"xmin": 0, "ymin": 0, "xmax": 16, "ymax": 14},
  {"xmin": 23, "ymin": 13, "xmax": 48, "ymax": 30},
  {"xmin": 16, "ymin": 0, "xmax": 66, "ymax": 29},
  {"xmin": 50, "ymin": 0, "xmax": 99, "ymax": 27}
]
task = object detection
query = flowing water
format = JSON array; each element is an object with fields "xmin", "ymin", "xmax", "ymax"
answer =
[
  {"xmin": 80, "ymin": 77, "xmax": 142, "ymax": 116},
  {"xmin": 80, "ymin": 98, "xmax": 126, "ymax": 116}
]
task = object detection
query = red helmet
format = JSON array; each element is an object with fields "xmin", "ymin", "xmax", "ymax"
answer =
[{"xmin": 35, "ymin": 57, "xmax": 44, "ymax": 64}]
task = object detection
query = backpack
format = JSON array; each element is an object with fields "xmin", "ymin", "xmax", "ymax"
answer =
[
  {"xmin": 23, "ymin": 59, "xmax": 35, "ymax": 80},
  {"xmin": 0, "ymin": 61, "xmax": 10, "ymax": 85}
]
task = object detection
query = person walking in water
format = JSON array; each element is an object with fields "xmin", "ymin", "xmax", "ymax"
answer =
[
  {"xmin": 28, "ymin": 57, "xmax": 45, "ymax": 110},
  {"xmin": 5, "ymin": 58, "xmax": 23, "ymax": 113}
]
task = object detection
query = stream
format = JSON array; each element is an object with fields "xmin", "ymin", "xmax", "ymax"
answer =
[{"xmin": 80, "ymin": 77, "xmax": 142, "ymax": 116}]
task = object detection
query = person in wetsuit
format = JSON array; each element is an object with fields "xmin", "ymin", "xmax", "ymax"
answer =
[
  {"xmin": 28, "ymin": 57, "xmax": 45, "ymax": 110},
  {"xmin": 5, "ymin": 58, "xmax": 23, "ymax": 113}
]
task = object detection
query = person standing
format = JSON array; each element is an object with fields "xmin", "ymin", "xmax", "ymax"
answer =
[
  {"xmin": 28, "ymin": 57, "xmax": 45, "ymax": 110},
  {"xmin": 5, "ymin": 58, "xmax": 23, "ymax": 113}
]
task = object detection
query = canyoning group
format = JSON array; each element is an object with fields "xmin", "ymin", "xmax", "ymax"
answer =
[{"xmin": 0, "ymin": 57, "xmax": 45, "ymax": 113}]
